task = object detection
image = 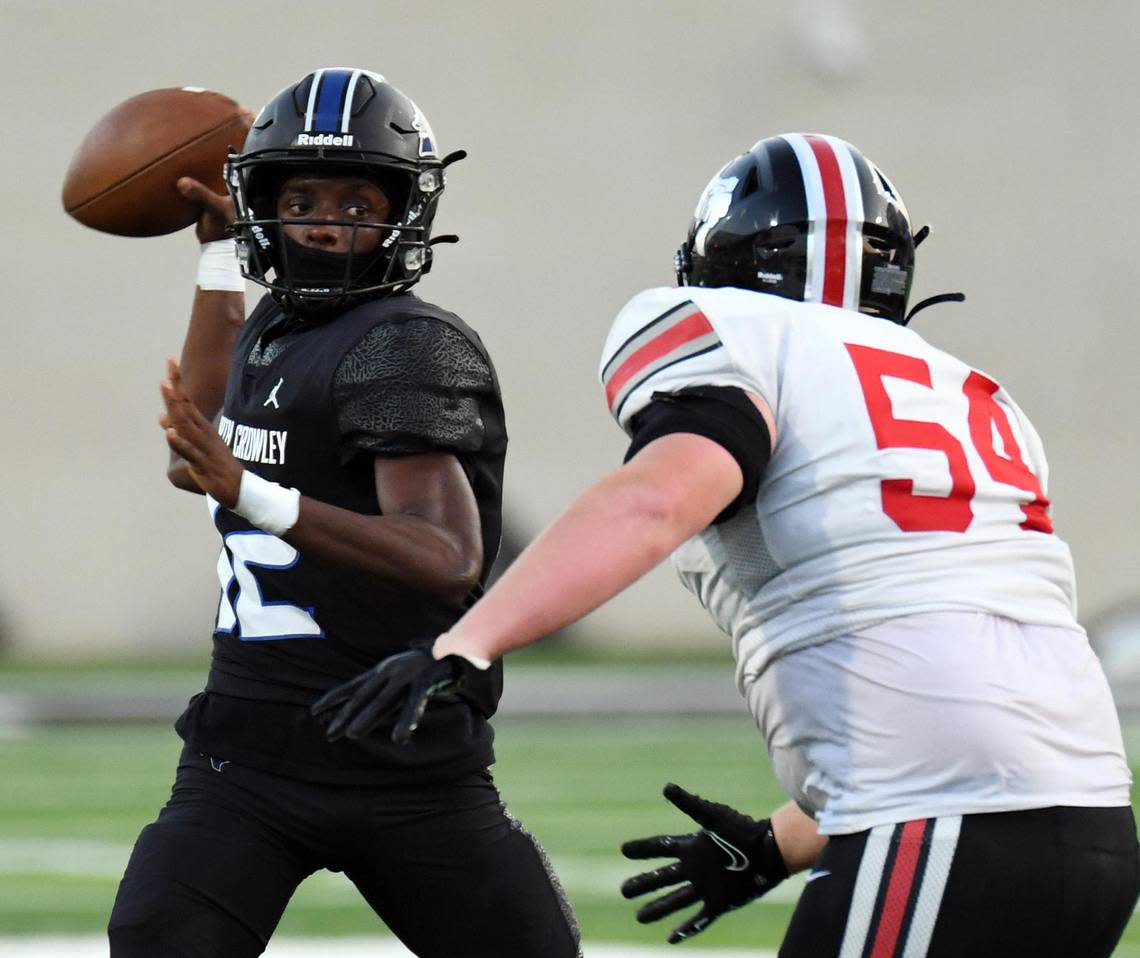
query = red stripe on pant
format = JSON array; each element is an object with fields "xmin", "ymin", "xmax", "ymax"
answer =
[{"xmin": 869, "ymin": 819, "xmax": 931, "ymax": 958}]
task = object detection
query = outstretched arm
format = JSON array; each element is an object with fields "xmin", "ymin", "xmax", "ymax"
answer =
[{"xmin": 432, "ymin": 429, "xmax": 745, "ymax": 662}]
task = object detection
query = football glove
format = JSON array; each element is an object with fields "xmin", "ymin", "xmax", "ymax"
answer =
[
  {"xmin": 311, "ymin": 648, "xmax": 480, "ymax": 745},
  {"xmin": 621, "ymin": 782, "xmax": 788, "ymax": 944}
]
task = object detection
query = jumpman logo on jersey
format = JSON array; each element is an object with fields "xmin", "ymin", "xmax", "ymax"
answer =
[{"xmin": 263, "ymin": 377, "xmax": 284, "ymax": 409}]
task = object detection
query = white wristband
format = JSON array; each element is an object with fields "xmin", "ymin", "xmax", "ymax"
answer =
[
  {"xmin": 432, "ymin": 633, "xmax": 492, "ymax": 671},
  {"xmin": 233, "ymin": 471, "xmax": 301, "ymax": 536},
  {"xmin": 197, "ymin": 239, "xmax": 244, "ymax": 292}
]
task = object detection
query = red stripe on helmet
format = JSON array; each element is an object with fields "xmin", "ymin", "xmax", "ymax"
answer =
[
  {"xmin": 804, "ymin": 135, "xmax": 848, "ymax": 308},
  {"xmin": 605, "ymin": 310, "xmax": 714, "ymax": 411}
]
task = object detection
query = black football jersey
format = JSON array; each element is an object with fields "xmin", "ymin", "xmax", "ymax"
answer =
[{"xmin": 176, "ymin": 292, "xmax": 507, "ymax": 782}]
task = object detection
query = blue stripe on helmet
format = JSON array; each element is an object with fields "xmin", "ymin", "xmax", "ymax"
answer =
[{"xmin": 313, "ymin": 69, "xmax": 352, "ymax": 132}]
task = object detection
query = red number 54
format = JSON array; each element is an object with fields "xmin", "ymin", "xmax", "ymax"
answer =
[{"xmin": 845, "ymin": 343, "xmax": 1052, "ymax": 535}]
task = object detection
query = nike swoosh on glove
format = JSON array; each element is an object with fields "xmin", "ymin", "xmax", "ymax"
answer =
[{"xmin": 620, "ymin": 782, "xmax": 788, "ymax": 943}]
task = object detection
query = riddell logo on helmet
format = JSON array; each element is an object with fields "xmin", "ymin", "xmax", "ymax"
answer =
[{"xmin": 293, "ymin": 133, "xmax": 355, "ymax": 147}]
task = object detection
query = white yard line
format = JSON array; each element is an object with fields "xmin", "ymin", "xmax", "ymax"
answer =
[
  {"xmin": 0, "ymin": 937, "xmax": 775, "ymax": 958},
  {"xmin": 0, "ymin": 839, "xmax": 805, "ymax": 906}
]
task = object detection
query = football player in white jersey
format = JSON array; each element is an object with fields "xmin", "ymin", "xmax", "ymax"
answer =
[{"xmin": 315, "ymin": 134, "xmax": 1138, "ymax": 956}]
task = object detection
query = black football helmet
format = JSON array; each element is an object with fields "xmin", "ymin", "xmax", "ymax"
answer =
[
  {"xmin": 226, "ymin": 68, "xmax": 463, "ymax": 314},
  {"xmin": 675, "ymin": 134, "xmax": 922, "ymax": 324}
]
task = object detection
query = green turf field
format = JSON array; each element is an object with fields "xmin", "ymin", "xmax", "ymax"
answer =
[{"xmin": 1, "ymin": 665, "xmax": 1138, "ymax": 952}]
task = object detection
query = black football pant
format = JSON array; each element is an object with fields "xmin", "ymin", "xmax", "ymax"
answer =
[
  {"xmin": 779, "ymin": 805, "xmax": 1138, "ymax": 957},
  {"xmin": 108, "ymin": 747, "xmax": 580, "ymax": 958}
]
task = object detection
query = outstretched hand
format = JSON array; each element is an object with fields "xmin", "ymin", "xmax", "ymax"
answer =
[
  {"xmin": 620, "ymin": 783, "xmax": 788, "ymax": 944},
  {"xmin": 311, "ymin": 649, "xmax": 465, "ymax": 745},
  {"xmin": 160, "ymin": 356, "xmax": 242, "ymax": 506},
  {"xmin": 177, "ymin": 176, "xmax": 235, "ymax": 244}
]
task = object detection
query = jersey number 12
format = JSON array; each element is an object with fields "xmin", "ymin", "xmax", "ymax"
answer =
[{"xmin": 209, "ymin": 498, "xmax": 324, "ymax": 641}]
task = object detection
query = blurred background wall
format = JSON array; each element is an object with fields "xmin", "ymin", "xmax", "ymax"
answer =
[{"xmin": 2, "ymin": 0, "xmax": 1137, "ymax": 657}]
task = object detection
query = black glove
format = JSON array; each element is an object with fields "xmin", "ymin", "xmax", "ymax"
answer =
[
  {"xmin": 621, "ymin": 782, "xmax": 788, "ymax": 944},
  {"xmin": 311, "ymin": 648, "xmax": 475, "ymax": 745}
]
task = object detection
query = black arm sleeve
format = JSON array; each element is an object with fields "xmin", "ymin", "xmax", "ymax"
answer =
[
  {"xmin": 624, "ymin": 385, "xmax": 772, "ymax": 525},
  {"xmin": 333, "ymin": 318, "xmax": 495, "ymax": 457}
]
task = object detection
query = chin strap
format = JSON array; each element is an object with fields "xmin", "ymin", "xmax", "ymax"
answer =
[
  {"xmin": 902, "ymin": 224, "xmax": 964, "ymax": 324},
  {"xmin": 904, "ymin": 291, "xmax": 965, "ymax": 325},
  {"xmin": 420, "ymin": 234, "xmax": 460, "ymax": 277}
]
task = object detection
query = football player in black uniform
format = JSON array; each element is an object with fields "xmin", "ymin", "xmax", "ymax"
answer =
[{"xmin": 106, "ymin": 68, "xmax": 580, "ymax": 958}]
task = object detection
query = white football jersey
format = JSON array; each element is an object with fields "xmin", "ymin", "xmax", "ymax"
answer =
[
  {"xmin": 600, "ymin": 285, "xmax": 1130, "ymax": 828},
  {"xmin": 600, "ymin": 285, "xmax": 1080, "ymax": 672},
  {"xmin": 750, "ymin": 612, "xmax": 1131, "ymax": 833}
]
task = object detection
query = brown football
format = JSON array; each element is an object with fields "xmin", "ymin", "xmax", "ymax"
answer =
[{"xmin": 62, "ymin": 87, "xmax": 253, "ymax": 237}]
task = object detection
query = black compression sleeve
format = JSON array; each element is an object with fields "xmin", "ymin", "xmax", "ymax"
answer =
[{"xmin": 624, "ymin": 385, "xmax": 771, "ymax": 524}]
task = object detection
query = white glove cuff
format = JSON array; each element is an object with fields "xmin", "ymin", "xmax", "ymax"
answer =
[
  {"xmin": 233, "ymin": 471, "xmax": 301, "ymax": 536},
  {"xmin": 197, "ymin": 239, "xmax": 244, "ymax": 292}
]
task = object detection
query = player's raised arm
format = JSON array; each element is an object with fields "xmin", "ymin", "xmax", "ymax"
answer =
[{"xmin": 164, "ymin": 177, "xmax": 244, "ymax": 493}]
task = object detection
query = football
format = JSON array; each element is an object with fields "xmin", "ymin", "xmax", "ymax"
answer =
[{"xmin": 62, "ymin": 87, "xmax": 253, "ymax": 237}]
